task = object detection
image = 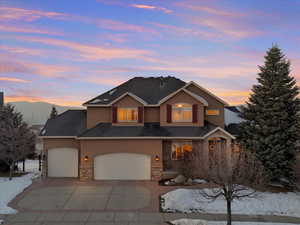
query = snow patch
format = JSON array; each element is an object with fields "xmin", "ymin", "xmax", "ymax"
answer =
[
  {"xmin": 193, "ymin": 179, "xmax": 208, "ymax": 184},
  {"xmin": 162, "ymin": 188, "xmax": 300, "ymax": 217}
]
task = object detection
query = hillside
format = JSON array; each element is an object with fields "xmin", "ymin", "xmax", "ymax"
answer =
[{"xmin": 7, "ymin": 101, "xmax": 82, "ymax": 126}]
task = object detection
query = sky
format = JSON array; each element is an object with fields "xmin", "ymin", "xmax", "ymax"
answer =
[{"xmin": 1, "ymin": 0, "xmax": 300, "ymax": 106}]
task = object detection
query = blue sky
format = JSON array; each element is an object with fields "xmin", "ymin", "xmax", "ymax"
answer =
[{"xmin": 1, "ymin": 0, "xmax": 300, "ymax": 106}]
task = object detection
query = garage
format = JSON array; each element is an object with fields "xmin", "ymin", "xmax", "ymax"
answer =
[
  {"xmin": 47, "ymin": 148, "xmax": 78, "ymax": 177},
  {"xmin": 94, "ymin": 153, "xmax": 151, "ymax": 180}
]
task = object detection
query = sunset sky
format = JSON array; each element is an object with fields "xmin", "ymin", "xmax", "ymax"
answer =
[{"xmin": 1, "ymin": 0, "xmax": 300, "ymax": 106}]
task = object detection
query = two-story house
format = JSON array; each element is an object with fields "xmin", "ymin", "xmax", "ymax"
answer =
[{"xmin": 40, "ymin": 77, "xmax": 235, "ymax": 181}]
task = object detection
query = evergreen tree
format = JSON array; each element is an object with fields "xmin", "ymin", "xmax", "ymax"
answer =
[
  {"xmin": 50, "ymin": 106, "xmax": 58, "ymax": 119},
  {"xmin": 0, "ymin": 104, "xmax": 36, "ymax": 180},
  {"xmin": 239, "ymin": 45, "xmax": 300, "ymax": 185}
]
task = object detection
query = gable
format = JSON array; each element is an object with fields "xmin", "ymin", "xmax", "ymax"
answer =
[{"xmin": 112, "ymin": 94, "xmax": 143, "ymax": 107}]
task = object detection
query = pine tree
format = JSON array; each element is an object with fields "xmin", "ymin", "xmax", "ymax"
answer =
[
  {"xmin": 0, "ymin": 104, "xmax": 36, "ymax": 180},
  {"xmin": 239, "ymin": 45, "xmax": 300, "ymax": 185},
  {"xmin": 50, "ymin": 106, "xmax": 58, "ymax": 119}
]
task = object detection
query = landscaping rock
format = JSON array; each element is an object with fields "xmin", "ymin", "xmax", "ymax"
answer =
[
  {"xmin": 185, "ymin": 178, "xmax": 193, "ymax": 185},
  {"xmin": 173, "ymin": 174, "xmax": 186, "ymax": 184}
]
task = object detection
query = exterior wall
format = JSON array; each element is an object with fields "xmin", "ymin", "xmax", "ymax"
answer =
[
  {"xmin": 86, "ymin": 107, "xmax": 111, "ymax": 129},
  {"xmin": 144, "ymin": 107, "xmax": 160, "ymax": 122},
  {"xmin": 186, "ymin": 84, "xmax": 225, "ymax": 128},
  {"xmin": 112, "ymin": 95, "xmax": 144, "ymax": 126},
  {"xmin": 79, "ymin": 139, "xmax": 163, "ymax": 181},
  {"xmin": 42, "ymin": 138, "xmax": 80, "ymax": 177},
  {"xmin": 160, "ymin": 90, "xmax": 204, "ymax": 127}
]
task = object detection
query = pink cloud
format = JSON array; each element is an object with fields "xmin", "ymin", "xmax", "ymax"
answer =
[
  {"xmin": 15, "ymin": 36, "xmax": 152, "ymax": 60},
  {"xmin": 0, "ymin": 76, "xmax": 29, "ymax": 83},
  {"xmin": 0, "ymin": 45, "xmax": 44, "ymax": 56},
  {"xmin": 131, "ymin": 4, "xmax": 172, "ymax": 14},
  {"xmin": 0, "ymin": 6, "xmax": 66, "ymax": 22},
  {"xmin": 0, "ymin": 24, "xmax": 62, "ymax": 35}
]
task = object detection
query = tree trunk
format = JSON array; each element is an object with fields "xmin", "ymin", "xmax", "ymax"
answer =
[
  {"xmin": 226, "ymin": 199, "xmax": 232, "ymax": 225},
  {"xmin": 9, "ymin": 163, "xmax": 13, "ymax": 181}
]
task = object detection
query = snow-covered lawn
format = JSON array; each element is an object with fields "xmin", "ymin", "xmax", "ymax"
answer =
[
  {"xmin": 0, "ymin": 160, "xmax": 40, "ymax": 214},
  {"xmin": 162, "ymin": 188, "xmax": 300, "ymax": 218},
  {"xmin": 171, "ymin": 219, "xmax": 297, "ymax": 225}
]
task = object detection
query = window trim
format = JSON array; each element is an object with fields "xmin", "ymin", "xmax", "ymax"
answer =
[
  {"xmin": 172, "ymin": 103, "xmax": 192, "ymax": 122},
  {"xmin": 117, "ymin": 107, "xmax": 138, "ymax": 122}
]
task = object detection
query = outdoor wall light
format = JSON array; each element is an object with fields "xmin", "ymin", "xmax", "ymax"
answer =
[
  {"xmin": 155, "ymin": 155, "xmax": 160, "ymax": 162},
  {"xmin": 84, "ymin": 155, "xmax": 89, "ymax": 161}
]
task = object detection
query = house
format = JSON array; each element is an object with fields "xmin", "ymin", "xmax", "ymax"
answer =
[{"xmin": 40, "ymin": 76, "xmax": 236, "ymax": 181}]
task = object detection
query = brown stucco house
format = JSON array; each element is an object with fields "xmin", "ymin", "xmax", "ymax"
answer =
[{"xmin": 40, "ymin": 76, "xmax": 236, "ymax": 181}]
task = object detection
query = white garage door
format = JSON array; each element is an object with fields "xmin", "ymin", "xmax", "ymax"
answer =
[
  {"xmin": 48, "ymin": 148, "xmax": 78, "ymax": 177},
  {"xmin": 94, "ymin": 153, "xmax": 151, "ymax": 180}
]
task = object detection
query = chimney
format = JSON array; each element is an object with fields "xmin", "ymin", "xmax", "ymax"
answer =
[{"xmin": 0, "ymin": 92, "xmax": 3, "ymax": 107}]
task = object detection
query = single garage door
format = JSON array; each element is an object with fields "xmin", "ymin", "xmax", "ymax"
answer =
[
  {"xmin": 48, "ymin": 148, "xmax": 78, "ymax": 177},
  {"xmin": 94, "ymin": 153, "xmax": 151, "ymax": 180}
]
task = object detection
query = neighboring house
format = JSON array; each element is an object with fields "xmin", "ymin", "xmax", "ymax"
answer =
[
  {"xmin": 225, "ymin": 106, "xmax": 243, "ymax": 126},
  {"xmin": 40, "ymin": 77, "xmax": 236, "ymax": 181}
]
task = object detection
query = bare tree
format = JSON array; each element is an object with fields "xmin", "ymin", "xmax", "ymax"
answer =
[
  {"xmin": 0, "ymin": 104, "xmax": 36, "ymax": 180},
  {"xmin": 199, "ymin": 143, "xmax": 265, "ymax": 225}
]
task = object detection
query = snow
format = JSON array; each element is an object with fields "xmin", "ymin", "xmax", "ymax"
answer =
[
  {"xmin": 171, "ymin": 219, "xmax": 295, "ymax": 225},
  {"xmin": 193, "ymin": 179, "xmax": 208, "ymax": 184},
  {"xmin": 0, "ymin": 160, "xmax": 40, "ymax": 214},
  {"xmin": 162, "ymin": 188, "xmax": 300, "ymax": 217}
]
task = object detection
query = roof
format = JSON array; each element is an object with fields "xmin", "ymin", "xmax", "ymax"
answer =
[
  {"xmin": 225, "ymin": 123, "xmax": 241, "ymax": 137},
  {"xmin": 78, "ymin": 122, "xmax": 218, "ymax": 138},
  {"xmin": 40, "ymin": 110, "xmax": 86, "ymax": 136},
  {"xmin": 83, "ymin": 76, "xmax": 186, "ymax": 105},
  {"xmin": 225, "ymin": 106, "xmax": 241, "ymax": 113}
]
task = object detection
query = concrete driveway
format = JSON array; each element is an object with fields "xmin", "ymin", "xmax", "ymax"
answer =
[
  {"xmin": 3, "ymin": 179, "xmax": 175, "ymax": 225},
  {"xmin": 12, "ymin": 179, "xmax": 165, "ymax": 211}
]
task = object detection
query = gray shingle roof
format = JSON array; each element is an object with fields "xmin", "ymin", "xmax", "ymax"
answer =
[
  {"xmin": 40, "ymin": 110, "xmax": 86, "ymax": 136},
  {"xmin": 79, "ymin": 122, "xmax": 217, "ymax": 138},
  {"xmin": 83, "ymin": 76, "xmax": 186, "ymax": 105}
]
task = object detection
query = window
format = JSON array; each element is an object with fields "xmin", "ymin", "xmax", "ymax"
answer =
[
  {"xmin": 206, "ymin": 109, "xmax": 220, "ymax": 116},
  {"xmin": 172, "ymin": 103, "xmax": 192, "ymax": 122},
  {"xmin": 117, "ymin": 107, "xmax": 138, "ymax": 122},
  {"xmin": 171, "ymin": 142, "xmax": 193, "ymax": 160}
]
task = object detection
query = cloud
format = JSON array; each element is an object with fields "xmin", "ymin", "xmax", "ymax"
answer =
[
  {"xmin": 0, "ymin": 24, "xmax": 62, "ymax": 35},
  {"xmin": 15, "ymin": 36, "xmax": 152, "ymax": 61},
  {"xmin": 0, "ymin": 76, "xmax": 29, "ymax": 83},
  {"xmin": 0, "ymin": 45, "xmax": 44, "ymax": 56},
  {"xmin": 174, "ymin": 1, "xmax": 263, "ymax": 39},
  {"xmin": 0, "ymin": 6, "xmax": 66, "ymax": 22},
  {"xmin": 130, "ymin": 4, "xmax": 172, "ymax": 14},
  {"xmin": 0, "ymin": 58, "xmax": 76, "ymax": 78}
]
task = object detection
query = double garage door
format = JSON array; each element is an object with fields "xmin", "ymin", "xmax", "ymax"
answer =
[{"xmin": 48, "ymin": 149, "xmax": 151, "ymax": 180}]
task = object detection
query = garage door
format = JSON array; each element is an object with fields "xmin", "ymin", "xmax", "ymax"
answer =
[
  {"xmin": 94, "ymin": 153, "xmax": 151, "ymax": 180},
  {"xmin": 48, "ymin": 148, "xmax": 78, "ymax": 177}
]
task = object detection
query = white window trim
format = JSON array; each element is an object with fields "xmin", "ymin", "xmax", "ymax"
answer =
[
  {"xmin": 117, "ymin": 107, "xmax": 138, "ymax": 122},
  {"xmin": 172, "ymin": 103, "xmax": 192, "ymax": 122}
]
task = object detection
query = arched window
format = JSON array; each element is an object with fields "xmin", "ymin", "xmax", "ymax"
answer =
[{"xmin": 172, "ymin": 103, "xmax": 192, "ymax": 122}]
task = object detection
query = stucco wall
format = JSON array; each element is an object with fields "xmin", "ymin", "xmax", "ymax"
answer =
[
  {"xmin": 144, "ymin": 107, "xmax": 160, "ymax": 122},
  {"xmin": 160, "ymin": 90, "xmax": 204, "ymax": 126},
  {"xmin": 86, "ymin": 107, "xmax": 111, "ymax": 129},
  {"xmin": 186, "ymin": 84, "xmax": 225, "ymax": 127},
  {"xmin": 80, "ymin": 139, "xmax": 163, "ymax": 180}
]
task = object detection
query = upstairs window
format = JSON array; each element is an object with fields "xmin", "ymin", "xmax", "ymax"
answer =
[
  {"xmin": 117, "ymin": 107, "xmax": 138, "ymax": 122},
  {"xmin": 206, "ymin": 109, "xmax": 220, "ymax": 116},
  {"xmin": 172, "ymin": 103, "xmax": 192, "ymax": 122}
]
